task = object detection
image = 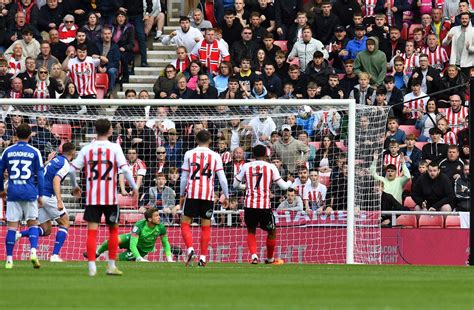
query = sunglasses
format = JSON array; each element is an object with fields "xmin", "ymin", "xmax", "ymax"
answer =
[
  {"xmin": 39, "ymin": 71, "xmax": 48, "ymax": 74},
  {"xmin": 65, "ymin": 21, "xmax": 74, "ymax": 24},
  {"xmin": 156, "ymin": 152, "xmax": 166, "ymax": 154}
]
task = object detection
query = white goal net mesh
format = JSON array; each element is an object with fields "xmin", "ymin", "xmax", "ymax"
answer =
[{"xmin": 0, "ymin": 100, "xmax": 389, "ymax": 264}]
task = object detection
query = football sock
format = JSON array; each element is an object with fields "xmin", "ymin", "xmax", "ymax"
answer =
[
  {"xmin": 88, "ymin": 261, "xmax": 96, "ymax": 270},
  {"xmin": 108, "ymin": 260, "xmax": 116, "ymax": 269},
  {"xmin": 86, "ymin": 229, "xmax": 97, "ymax": 262},
  {"xmin": 52, "ymin": 226, "xmax": 68, "ymax": 255},
  {"xmin": 181, "ymin": 222, "xmax": 193, "ymax": 249},
  {"xmin": 200, "ymin": 225, "xmax": 211, "ymax": 258},
  {"xmin": 20, "ymin": 227, "xmax": 44, "ymax": 238},
  {"xmin": 108, "ymin": 226, "xmax": 119, "ymax": 261},
  {"xmin": 199, "ymin": 255, "xmax": 206, "ymax": 262},
  {"xmin": 28, "ymin": 226, "xmax": 39, "ymax": 251},
  {"xmin": 247, "ymin": 233, "xmax": 257, "ymax": 256},
  {"xmin": 5, "ymin": 229, "xmax": 16, "ymax": 257},
  {"xmin": 266, "ymin": 237, "xmax": 276, "ymax": 260}
]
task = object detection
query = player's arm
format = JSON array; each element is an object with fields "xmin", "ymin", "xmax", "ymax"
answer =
[
  {"xmin": 53, "ymin": 176, "xmax": 65, "ymax": 211},
  {"xmin": 272, "ymin": 166, "xmax": 291, "ymax": 190},
  {"xmin": 0, "ymin": 154, "xmax": 5, "ymax": 194},
  {"xmin": 118, "ymin": 173, "xmax": 128, "ymax": 196},
  {"xmin": 135, "ymin": 175, "xmax": 143, "ymax": 192},
  {"xmin": 215, "ymin": 156, "xmax": 229, "ymax": 199},
  {"xmin": 160, "ymin": 231, "xmax": 173, "ymax": 262},
  {"xmin": 129, "ymin": 225, "xmax": 147, "ymax": 261}
]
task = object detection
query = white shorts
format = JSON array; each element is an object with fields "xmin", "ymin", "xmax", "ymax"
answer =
[
  {"xmin": 6, "ymin": 200, "xmax": 38, "ymax": 222},
  {"xmin": 38, "ymin": 196, "xmax": 67, "ymax": 224}
]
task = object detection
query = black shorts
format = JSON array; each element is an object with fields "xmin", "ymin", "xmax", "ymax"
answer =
[
  {"xmin": 244, "ymin": 208, "xmax": 275, "ymax": 231},
  {"xmin": 84, "ymin": 205, "xmax": 120, "ymax": 225},
  {"xmin": 183, "ymin": 199, "xmax": 214, "ymax": 220}
]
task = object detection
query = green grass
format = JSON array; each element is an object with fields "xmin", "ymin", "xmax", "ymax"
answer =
[{"xmin": 0, "ymin": 262, "xmax": 472, "ymax": 310}]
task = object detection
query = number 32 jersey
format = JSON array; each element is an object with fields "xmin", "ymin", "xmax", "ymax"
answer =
[
  {"xmin": 181, "ymin": 146, "xmax": 223, "ymax": 201},
  {"xmin": 235, "ymin": 160, "xmax": 281, "ymax": 210},
  {"xmin": 71, "ymin": 140, "xmax": 128, "ymax": 206}
]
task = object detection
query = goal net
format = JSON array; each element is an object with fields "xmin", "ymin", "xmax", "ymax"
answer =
[{"xmin": 0, "ymin": 99, "xmax": 389, "ymax": 264}]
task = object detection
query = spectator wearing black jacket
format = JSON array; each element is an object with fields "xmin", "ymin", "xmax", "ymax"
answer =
[
  {"xmin": 192, "ymin": 73, "xmax": 218, "ymax": 99},
  {"xmin": 332, "ymin": 0, "xmax": 361, "ymax": 27},
  {"xmin": 261, "ymin": 63, "xmax": 282, "ymax": 97},
  {"xmin": 287, "ymin": 11, "xmax": 310, "ymax": 52},
  {"xmin": 96, "ymin": 0, "xmax": 122, "ymax": 25},
  {"xmin": 305, "ymin": 51, "xmax": 335, "ymax": 88},
  {"xmin": 421, "ymin": 127, "xmax": 448, "ymax": 164},
  {"xmin": 408, "ymin": 53, "xmax": 443, "ymax": 97},
  {"xmin": 112, "ymin": 12, "xmax": 135, "ymax": 83},
  {"xmin": 17, "ymin": 56, "xmax": 36, "ymax": 98},
  {"xmin": 312, "ymin": 1, "xmax": 340, "ymax": 45},
  {"xmin": 383, "ymin": 76, "xmax": 403, "ymax": 122},
  {"xmin": 412, "ymin": 161, "xmax": 454, "ymax": 211},
  {"xmin": 339, "ymin": 59, "xmax": 358, "ymax": 98},
  {"xmin": 91, "ymin": 26, "xmax": 121, "ymax": 93},
  {"xmin": 64, "ymin": 0, "xmax": 92, "ymax": 27},
  {"xmin": 7, "ymin": 12, "xmax": 41, "ymax": 47},
  {"xmin": 170, "ymin": 75, "xmax": 194, "ymax": 99},
  {"xmin": 439, "ymin": 145, "xmax": 465, "ymax": 183},
  {"xmin": 8, "ymin": 0, "xmax": 39, "ymax": 29},
  {"xmin": 321, "ymin": 74, "xmax": 345, "ymax": 99},
  {"xmin": 327, "ymin": 26, "xmax": 350, "ymax": 73},
  {"xmin": 284, "ymin": 64, "xmax": 309, "ymax": 98},
  {"xmin": 48, "ymin": 29, "xmax": 67, "ymax": 63},
  {"xmin": 400, "ymin": 134, "xmax": 422, "ymax": 174},
  {"xmin": 375, "ymin": 0, "xmax": 409, "ymax": 29},
  {"xmin": 230, "ymin": 27, "xmax": 259, "ymax": 71},
  {"xmin": 274, "ymin": 0, "xmax": 303, "ymax": 40},
  {"xmin": 221, "ymin": 10, "xmax": 243, "ymax": 50},
  {"xmin": 37, "ymin": 0, "xmax": 65, "ymax": 33}
]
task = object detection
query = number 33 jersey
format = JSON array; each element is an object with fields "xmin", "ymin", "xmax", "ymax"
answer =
[
  {"xmin": 235, "ymin": 160, "xmax": 282, "ymax": 209},
  {"xmin": 71, "ymin": 140, "xmax": 128, "ymax": 206},
  {"xmin": 181, "ymin": 146, "xmax": 223, "ymax": 201},
  {"xmin": 0, "ymin": 142, "xmax": 44, "ymax": 201}
]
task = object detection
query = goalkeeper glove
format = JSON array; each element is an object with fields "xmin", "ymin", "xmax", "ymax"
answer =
[
  {"xmin": 136, "ymin": 257, "xmax": 149, "ymax": 262},
  {"xmin": 166, "ymin": 255, "xmax": 174, "ymax": 262}
]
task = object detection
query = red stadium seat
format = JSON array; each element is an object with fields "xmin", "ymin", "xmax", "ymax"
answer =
[
  {"xmin": 396, "ymin": 214, "xmax": 417, "ymax": 228},
  {"xmin": 401, "ymin": 23, "xmax": 409, "ymax": 41},
  {"xmin": 319, "ymin": 175, "xmax": 330, "ymax": 188},
  {"xmin": 95, "ymin": 73, "xmax": 109, "ymax": 99},
  {"xmin": 51, "ymin": 124, "xmax": 72, "ymax": 142},
  {"xmin": 118, "ymin": 194, "xmax": 138, "ymax": 209},
  {"xmin": 287, "ymin": 57, "xmax": 299, "ymax": 65},
  {"xmin": 418, "ymin": 215, "xmax": 444, "ymax": 228},
  {"xmin": 403, "ymin": 178, "xmax": 412, "ymax": 193},
  {"xmin": 415, "ymin": 142, "xmax": 427, "ymax": 150},
  {"xmin": 399, "ymin": 125, "xmax": 419, "ymax": 138},
  {"xmin": 74, "ymin": 212, "xmax": 87, "ymax": 225},
  {"xmin": 309, "ymin": 142, "xmax": 321, "ymax": 150},
  {"xmin": 124, "ymin": 213, "xmax": 143, "ymax": 224},
  {"xmin": 438, "ymin": 108, "xmax": 447, "ymax": 116},
  {"xmin": 337, "ymin": 73, "xmax": 345, "ymax": 81},
  {"xmin": 335, "ymin": 141, "xmax": 347, "ymax": 152},
  {"xmin": 274, "ymin": 40, "xmax": 288, "ymax": 52},
  {"xmin": 445, "ymin": 215, "xmax": 461, "ymax": 229},
  {"xmin": 408, "ymin": 24, "xmax": 422, "ymax": 40},
  {"xmin": 403, "ymin": 196, "xmax": 416, "ymax": 209}
]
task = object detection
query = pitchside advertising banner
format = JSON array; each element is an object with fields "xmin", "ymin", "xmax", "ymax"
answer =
[{"xmin": 0, "ymin": 210, "xmax": 469, "ymax": 265}]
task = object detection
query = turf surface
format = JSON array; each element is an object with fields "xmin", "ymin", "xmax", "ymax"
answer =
[{"xmin": 0, "ymin": 262, "xmax": 472, "ymax": 310}]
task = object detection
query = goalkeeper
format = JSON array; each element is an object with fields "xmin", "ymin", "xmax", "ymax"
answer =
[{"xmin": 85, "ymin": 208, "xmax": 173, "ymax": 262}]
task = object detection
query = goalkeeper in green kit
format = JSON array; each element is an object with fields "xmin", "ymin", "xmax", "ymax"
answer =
[{"xmin": 84, "ymin": 208, "xmax": 174, "ymax": 262}]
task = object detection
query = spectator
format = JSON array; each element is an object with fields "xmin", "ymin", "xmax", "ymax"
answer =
[
  {"xmin": 391, "ymin": 55, "xmax": 409, "ymax": 91},
  {"xmin": 375, "ymin": 0, "xmax": 409, "ymax": 28},
  {"xmin": 66, "ymin": 44, "xmax": 101, "ymax": 100},
  {"xmin": 312, "ymin": 0, "xmax": 340, "ymax": 45},
  {"xmin": 0, "ymin": 59, "xmax": 13, "ymax": 97},
  {"xmin": 349, "ymin": 71, "xmax": 375, "ymax": 105},
  {"xmin": 4, "ymin": 28, "xmax": 40, "ymax": 59},
  {"xmin": 223, "ymin": 146, "xmax": 247, "ymax": 190},
  {"xmin": 249, "ymin": 78, "xmax": 268, "ymax": 99},
  {"xmin": 443, "ymin": 12, "xmax": 474, "ymax": 76},
  {"xmin": 247, "ymin": 107, "xmax": 276, "ymax": 147},
  {"xmin": 440, "ymin": 66, "xmax": 468, "ymax": 104},
  {"xmin": 96, "ymin": 0, "xmax": 121, "ymax": 25},
  {"xmin": 445, "ymin": 94, "xmax": 469, "ymax": 136},
  {"xmin": 305, "ymin": 51, "xmax": 335, "ymax": 88},
  {"xmin": 313, "ymin": 109, "xmax": 341, "ymax": 140},
  {"xmin": 421, "ymin": 127, "xmax": 448, "ymax": 164},
  {"xmin": 285, "ymin": 114, "xmax": 304, "ymax": 137},
  {"xmin": 191, "ymin": 28, "xmax": 230, "ymax": 76},
  {"xmin": 192, "ymin": 73, "xmax": 218, "ymax": 99},
  {"xmin": 437, "ymin": 117, "xmax": 458, "ymax": 145},
  {"xmin": 112, "ymin": 11, "xmax": 135, "ymax": 84},
  {"xmin": 383, "ymin": 140, "xmax": 403, "ymax": 175},
  {"xmin": 354, "ymin": 36, "xmax": 387, "ymax": 86},
  {"xmin": 253, "ymin": 48, "xmax": 268, "ymax": 74},
  {"xmin": 303, "ymin": 169, "xmax": 328, "ymax": 214},
  {"xmin": 443, "ymin": 0, "xmax": 460, "ymax": 24},
  {"xmin": 6, "ymin": 43, "xmax": 26, "ymax": 76},
  {"xmin": 271, "ymin": 124, "xmax": 309, "ymax": 174},
  {"xmin": 327, "ymin": 26, "xmax": 350, "ymax": 73},
  {"xmin": 384, "ymin": 117, "xmax": 406, "ymax": 147},
  {"xmin": 274, "ymin": 50, "xmax": 289, "ymax": 81},
  {"xmin": 388, "ymin": 26, "xmax": 406, "ymax": 59},
  {"xmin": 248, "ymin": 12, "xmax": 266, "ymax": 43},
  {"xmin": 287, "ymin": 11, "xmax": 310, "ymax": 52},
  {"xmin": 415, "ymin": 98, "xmax": 441, "ymax": 142},
  {"xmin": 221, "ymin": 10, "xmax": 243, "ymax": 49},
  {"xmin": 452, "ymin": 0, "xmax": 474, "ymax": 26},
  {"xmin": 8, "ymin": 77, "xmax": 23, "ymax": 98},
  {"xmin": 422, "ymin": 33, "xmax": 449, "ymax": 72},
  {"xmin": 58, "ymin": 15, "xmax": 78, "ymax": 45},
  {"xmin": 0, "ymin": 121, "xmax": 11, "ymax": 153},
  {"xmin": 64, "ymin": 0, "xmax": 92, "ymax": 27},
  {"xmin": 153, "ymin": 64, "xmax": 178, "ymax": 99},
  {"xmin": 298, "ymin": 131, "xmax": 317, "ymax": 168},
  {"xmin": 183, "ymin": 60, "xmax": 205, "ymax": 91},
  {"xmin": 457, "ymin": 118, "xmax": 469, "ymax": 161},
  {"xmin": 191, "ymin": 8, "xmax": 213, "ymax": 32},
  {"xmin": 7, "ymin": 12, "xmax": 40, "ymax": 48},
  {"xmin": 288, "ymin": 26, "xmax": 328, "ymax": 72},
  {"xmin": 412, "ymin": 27, "xmax": 426, "ymax": 52},
  {"xmin": 155, "ymin": 146, "xmax": 171, "ymax": 175},
  {"xmin": 219, "ymin": 77, "xmax": 245, "ymax": 100},
  {"xmin": 313, "ymin": 135, "xmax": 341, "ymax": 176},
  {"xmin": 408, "ymin": 53, "xmax": 442, "ymax": 96},
  {"xmin": 59, "ymin": 81, "xmax": 80, "ymax": 99},
  {"xmin": 401, "ymin": 134, "xmax": 422, "ymax": 173},
  {"xmin": 274, "ymin": 0, "xmax": 303, "ymax": 40},
  {"xmin": 454, "ymin": 163, "xmax": 470, "ymax": 211},
  {"xmin": 424, "ymin": 8, "xmax": 450, "ymax": 45},
  {"xmin": 261, "ymin": 63, "xmax": 282, "ymax": 97},
  {"xmin": 30, "ymin": 116, "xmax": 61, "ymax": 156},
  {"xmin": 339, "ymin": 60, "xmax": 358, "ymax": 98},
  {"xmin": 403, "ymin": 78, "xmax": 428, "ymax": 125},
  {"xmin": 343, "ymin": 24, "xmax": 367, "ymax": 61},
  {"xmin": 439, "ymin": 145, "xmax": 465, "ymax": 183},
  {"xmin": 48, "ymin": 29, "xmax": 67, "ymax": 63},
  {"xmin": 50, "ymin": 62, "xmax": 66, "ymax": 86},
  {"xmin": 366, "ymin": 13, "xmax": 391, "ymax": 58},
  {"xmin": 284, "ymin": 64, "xmax": 309, "ymax": 98},
  {"xmin": 123, "ymin": 120, "xmax": 157, "ymax": 168},
  {"xmin": 213, "ymin": 61, "xmax": 232, "ymax": 95},
  {"xmin": 170, "ymin": 46, "xmax": 192, "ymax": 74},
  {"xmin": 146, "ymin": 0, "xmax": 165, "ymax": 40},
  {"xmin": 37, "ymin": 0, "xmax": 64, "ymax": 34},
  {"xmin": 230, "ymin": 27, "xmax": 259, "ymax": 72},
  {"xmin": 412, "ymin": 161, "xmax": 455, "ymax": 211},
  {"xmin": 35, "ymin": 41, "xmax": 59, "ymax": 72},
  {"xmin": 256, "ymin": 0, "xmax": 276, "ymax": 33},
  {"xmin": 234, "ymin": 0, "xmax": 250, "ymax": 28},
  {"xmin": 162, "ymin": 16, "xmax": 203, "ymax": 54},
  {"xmin": 92, "ymin": 26, "xmax": 121, "ymax": 93},
  {"xmin": 83, "ymin": 12, "xmax": 102, "ymax": 44},
  {"xmin": 148, "ymin": 172, "xmax": 177, "ymax": 223},
  {"xmin": 17, "ymin": 56, "xmax": 36, "ymax": 98},
  {"xmin": 170, "ymin": 74, "xmax": 194, "ymax": 99},
  {"xmin": 327, "ymin": 162, "xmax": 348, "ymax": 210},
  {"xmin": 303, "ymin": 0, "xmax": 323, "ymax": 25},
  {"xmin": 8, "ymin": 0, "xmax": 39, "ymax": 29},
  {"xmin": 32, "ymin": 66, "xmax": 61, "ymax": 103},
  {"xmin": 291, "ymin": 165, "xmax": 311, "ymax": 196},
  {"xmin": 119, "ymin": 147, "xmax": 147, "ymax": 198},
  {"xmin": 236, "ymin": 57, "xmax": 258, "ymax": 94},
  {"xmin": 277, "ymin": 188, "xmax": 304, "ymax": 211},
  {"xmin": 163, "ymin": 128, "xmax": 184, "ymax": 168},
  {"xmin": 70, "ymin": 28, "xmax": 95, "ymax": 55},
  {"xmin": 383, "ymin": 76, "xmax": 403, "ymax": 120},
  {"xmin": 303, "ymin": 81, "xmax": 322, "ymax": 100}
]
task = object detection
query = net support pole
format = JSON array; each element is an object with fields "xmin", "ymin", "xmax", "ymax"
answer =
[
  {"xmin": 346, "ymin": 100, "xmax": 356, "ymax": 264},
  {"xmin": 469, "ymin": 77, "xmax": 474, "ymax": 266}
]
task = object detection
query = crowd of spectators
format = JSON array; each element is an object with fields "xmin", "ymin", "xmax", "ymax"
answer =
[{"xmin": 0, "ymin": 0, "xmax": 473, "ymax": 224}]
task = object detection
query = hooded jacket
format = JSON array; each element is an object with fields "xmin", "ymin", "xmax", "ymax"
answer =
[
  {"xmin": 288, "ymin": 38, "xmax": 329, "ymax": 72},
  {"xmin": 354, "ymin": 36, "xmax": 387, "ymax": 86}
]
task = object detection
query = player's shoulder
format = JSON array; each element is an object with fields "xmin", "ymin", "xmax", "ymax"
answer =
[{"xmin": 133, "ymin": 219, "xmax": 146, "ymax": 231}]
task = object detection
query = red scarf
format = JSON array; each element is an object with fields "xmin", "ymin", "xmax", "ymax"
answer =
[
  {"xmin": 17, "ymin": 1, "xmax": 35, "ymax": 25},
  {"xmin": 10, "ymin": 90, "xmax": 22, "ymax": 99},
  {"xmin": 198, "ymin": 40, "xmax": 220, "ymax": 74},
  {"xmin": 175, "ymin": 56, "xmax": 190, "ymax": 73}
]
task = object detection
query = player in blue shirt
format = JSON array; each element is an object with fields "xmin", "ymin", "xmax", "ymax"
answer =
[
  {"xmin": 1, "ymin": 124, "xmax": 44, "ymax": 269},
  {"xmin": 16, "ymin": 142, "xmax": 77, "ymax": 262}
]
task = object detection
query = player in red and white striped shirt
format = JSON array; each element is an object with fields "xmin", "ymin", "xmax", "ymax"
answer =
[
  {"xmin": 70, "ymin": 119, "xmax": 137, "ymax": 276},
  {"xmin": 444, "ymin": 94, "xmax": 468, "ymax": 135},
  {"xmin": 423, "ymin": 34, "xmax": 449, "ymax": 72},
  {"xmin": 67, "ymin": 44, "xmax": 100, "ymax": 98},
  {"xmin": 234, "ymin": 145, "xmax": 292, "ymax": 265},
  {"xmin": 180, "ymin": 130, "xmax": 229, "ymax": 267},
  {"xmin": 119, "ymin": 147, "xmax": 147, "ymax": 201},
  {"xmin": 303, "ymin": 170, "xmax": 328, "ymax": 214}
]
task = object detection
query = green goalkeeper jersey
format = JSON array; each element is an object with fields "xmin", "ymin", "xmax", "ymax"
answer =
[{"xmin": 129, "ymin": 219, "xmax": 167, "ymax": 254}]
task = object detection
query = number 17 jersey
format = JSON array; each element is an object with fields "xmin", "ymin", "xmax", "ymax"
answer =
[
  {"xmin": 71, "ymin": 140, "xmax": 128, "ymax": 206},
  {"xmin": 181, "ymin": 146, "xmax": 223, "ymax": 201}
]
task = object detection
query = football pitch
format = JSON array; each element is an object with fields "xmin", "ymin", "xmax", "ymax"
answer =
[{"xmin": 0, "ymin": 262, "xmax": 472, "ymax": 310}]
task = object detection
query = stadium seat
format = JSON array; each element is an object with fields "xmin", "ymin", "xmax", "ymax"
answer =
[
  {"xmin": 309, "ymin": 142, "xmax": 321, "ymax": 150},
  {"xmin": 287, "ymin": 57, "xmax": 299, "ymax": 65},
  {"xmin": 319, "ymin": 175, "xmax": 330, "ymax": 188},
  {"xmin": 408, "ymin": 24, "xmax": 422, "ymax": 40},
  {"xmin": 445, "ymin": 215, "xmax": 461, "ymax": 229},
  {"xmin": 124, "ymin": 213, "xmax": 143, "ymax": 224},
  {"xmin": 273, "ymin": 40, "xmax": 288, "ymax": 52},
  {"xmin": 51, "ymin": 124, "xmax": 72, "ymax": 142},
  {"xmin": 415, "ymin": 142, "xmax": 427, "ymax": 150},
  {"xmin": 337, "ymin": 73, "xmax": 345, "ymax": 81},
  {"xmin": 118, "ymin": 194, "xmax": 138, "ymax": 209},
  {"xmin": 401, "ymin": 23, "xmax": 409, "ymax": 40},
  {"xmin": 95, "ymin": 73, "xmax": 109, "ymax": 99},
  {"xmin": 404, "ymin": 196, "xmax": 416, "ymax": 209},
  {"xmin": 335, "ymin": 141, "xmax": 347, "ymax": 152},
  {"xmin": 403, "ymin": 178, "xmax": 412, "ymax": 193},
  {"xmin": 74, "ymin": 212, "xmax": 87, "ymax": 225},
  {"xmin": 418, "ymin": 215, "xmax": 444, "ymax": 228},
  {"xmin": 438, "ymin": 108, "xmax": 446, "ymax": 116},
  {"xmin": 395, "ymin": 214, "xmax": 417, "ymax": 228},
  {"xmin": 399, "ymin": 125, "xmax": 419, "ymax": 138}
]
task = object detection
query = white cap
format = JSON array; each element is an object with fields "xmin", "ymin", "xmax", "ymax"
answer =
[{"xmin": 281, "ymin": 124, "xmax": 291, "ymax": 132}]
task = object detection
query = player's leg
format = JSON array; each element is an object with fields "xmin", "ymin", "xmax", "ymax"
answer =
[
  {"xmin": 4, "ymin": 202, "xmax": 20, "ymax": 268},
  {"xmin": 244, "ymin": 208, "xmax": 259, "ymax": 264},
  {"xmin": 181, "ymin": 198, "xmax": 198, "ymax": 265},
  {"xmin": 24, "ymin": 201, "xmax": 41, "ymax": 268},
  {"xmin": 104, "ymin": 205, "xmax": 122, "ymax": 275},
  {"xmin": 197, "ymin": 200, "xmax": 214, "ymax": 267},
  {"xmin": 95, "ymin": 233, "xmax": 129, "ymax": 257},
  {"xmin": 83, "ymin": 205, "xmax": 102, "ymax": 276},
  {"xmin": 50, "ymin": 213, "xmax": 70, "ymax": 262},
  {"xmin": 262, "ymin": 211, "xmax": 283, "ymax": 265}
]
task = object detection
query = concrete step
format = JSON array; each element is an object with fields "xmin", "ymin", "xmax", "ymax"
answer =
[
  {"xmin": 168, "ymin": 18, "xmax": 180, "ymax": 26},
  {"xmin": 117, "ymin": 91, "xmax": 155, "ymax": 98},
  {"xmin": 148, "ymin": 59, "xmax": 172, "ymax": 66},
  {"xmin": 129, "ymin": 75, "xmax": 159, "ymax": 83},
  {"xmin": 147, "ymin": 50, "xmax": 176, "ymax": 59},
  {"xmin": 134, "ymin": 66, "xmax": 164, "ymax": 75},
  {"xmin": 151, "ymin": 42, "xmax": 177, "ymax": 51},
  {"xmin": 122, "ymin": 83, "xmax": 154, "ymax": 92},
  {"xmin": 163, "ymin": 26, "xmax": 176, "ymax": 33}
]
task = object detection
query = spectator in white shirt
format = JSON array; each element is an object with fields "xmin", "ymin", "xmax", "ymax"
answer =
[{"xmin": 161, "ymin": 16, "xmax": 203, "ymax": 53}]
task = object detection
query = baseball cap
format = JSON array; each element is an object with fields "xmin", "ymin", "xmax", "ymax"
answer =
[
  {"xmin": 313, "ymin": 50, "xmax": 324, "ymax": 58},
  {"xmin": 355, "ymin": 24, "xmax": 366, "ymax": 31},
  {"xmin": 335, "ymin": 25, "xmax": 345, "ymax": 32},
  {"xmin": 282, "ymin": 124, "xmax": 291, "ymax": 132}
]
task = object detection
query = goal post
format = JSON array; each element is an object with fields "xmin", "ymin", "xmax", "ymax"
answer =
[{"xmin": 0, "ymin": 99, "xmax": 390, "ymax": 264}]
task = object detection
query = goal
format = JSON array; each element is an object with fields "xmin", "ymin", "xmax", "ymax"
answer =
[{"xmin": 0, "ymin": 99, "xmax": 390, "ymax": 264}]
